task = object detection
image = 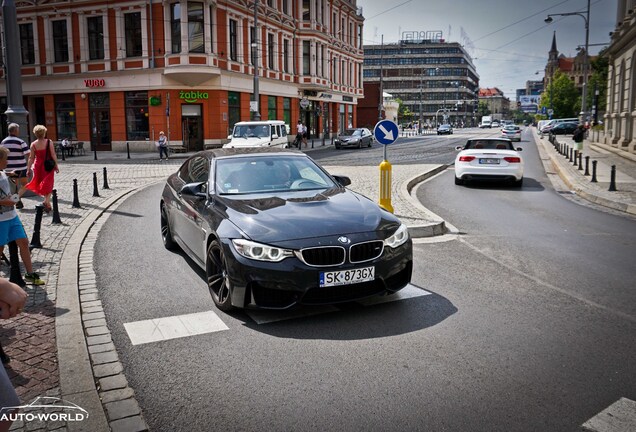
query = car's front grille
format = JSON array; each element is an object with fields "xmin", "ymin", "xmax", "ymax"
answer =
[
  {"xmin": 350, "ymin": 241, "xmax": 384, "ymax": 263},
  {"xmin": 300, "ymin": 247, "xmax": 346, "ymax": 266}
]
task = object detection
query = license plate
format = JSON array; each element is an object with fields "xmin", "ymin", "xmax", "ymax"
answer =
[
  {"xmin": 319, "ymin": 266, "xmax": 375, "ymax": 287},
  {"xmin": 479, "ymin": 158, "xmax": 500, "ymax": 164}
]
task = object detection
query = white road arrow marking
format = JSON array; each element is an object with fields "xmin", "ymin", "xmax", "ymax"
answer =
[{"xmin": 378, "ymin": 124, "xmax": 394, "ymax": 141}]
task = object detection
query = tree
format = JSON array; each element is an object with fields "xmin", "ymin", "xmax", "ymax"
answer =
[
  {"xmin": 477, "ymin": 101, "xmax": 490, "ymax": 117},
  {"xmin": 587, "ymin": 47, "xmax": 609, "ymax": 117},
  {"xmin": 395, "ymin": 98, "xmax": 414, "ymax": 125},
  {"xmin": 540, "ymin": 70, "xmax": 579, "ymax": 118}
]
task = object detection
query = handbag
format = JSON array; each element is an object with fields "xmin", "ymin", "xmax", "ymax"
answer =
[{"xmin": 44, "ymin": 139, "xmax": 56, "ymax": 172}]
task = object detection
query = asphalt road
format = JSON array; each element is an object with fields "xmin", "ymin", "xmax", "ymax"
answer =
[{"xmin": 93, "ymin": 129, "xmax": 636, "ymax": 431}]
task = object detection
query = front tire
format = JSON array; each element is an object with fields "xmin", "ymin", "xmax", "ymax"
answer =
[
  {"xmin": 160, "ymin": 204, "xmax": 177, "ymax": 250},
  {"xmin": 206, "ymin": 240, "xmax": 234, "ymax": 311}
]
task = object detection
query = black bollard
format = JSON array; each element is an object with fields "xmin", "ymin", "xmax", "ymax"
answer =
[
  {"xmin": 569, "ymin": 148, "xmax": 574, "ymax": 162},
  {"xmin": 591, "ymin": 160, "xmax": 598, "ymax": 183},
  {"xmin": 127, "ymin": 142, "xmax": 131, "ymax": 159},
  {"xmin": 72, "ymin": 179, "xmax": 81, "ymax": 208},
  {"xmin": 578, "ymin": 152, "xmax": 583, "ymax": 170},
  {"xmin": 608, "ymin": 165, "xmax": 617, "ymax": 191},
  {"xmin": 311, "ymin": 138, "xmax": 314, "ymax": 149},
  {"xmin": 584, "ymin": 156, "xmax": 590, "ymax": 176},
  {"xmin": 573, "ymin": 150, "xmax": 578, "ymax": 165},
  {"xmin": 92, "ymin": 172, "xmax": 100, "ymax": 197},
  {"xmin": 94, "ymin": 147, "xmax": 98, "ymax": 160},
  {"xmin": 29, "ymin": 205, "xmax": 44, "ymax": 249},
  {"xmin": 103, "ymin": 167, "xmax": 110, "ymax": 189},
  {"xmin": 51, "ymin": 189, "xmax": 62, "ymax": 224},
  {"xmin": 8, "ymin": 241, "xmax": 26, "ymax": 287}
]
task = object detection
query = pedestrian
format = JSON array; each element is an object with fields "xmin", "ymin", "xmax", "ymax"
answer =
[
  {"xmin": 301, "ymin": 123, "xmax": 308, "ymax": 148},
  {"xmin": 157, "ymin": 131, "xmax": 169, "ymax": 160},
  {"xmin": 0, "ymin": 278, "xmax": 28, "ymax": 432},
  {"xmin": 573, "ymin": 123, "xmax": 585, "ymax": 151},
  {"xmin": 22, "ymin": 125, "xmax": 58, "ymax": 213},
  {"xmin": 0, "ymin": 147, "xmax": 45, "ymax": 286},
  {"xmin": 0, "ymin": 124, "xmax": 30, "ymax": 210},
  {"xmin": 61, "ymin": 137, "xmax": 70, "ymax": 157},
  {"xmin": 295, "ymin": 120, "xmax": 303, "ymax": 149}
]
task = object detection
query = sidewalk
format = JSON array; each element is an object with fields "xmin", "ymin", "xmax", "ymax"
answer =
[
  {"xmin": 534, "ymin": 128, "xmax": 636, "ymax": 215},
  {"xmin": 0, "ymin": 147, "xmax": 448, "ymax": 432}
]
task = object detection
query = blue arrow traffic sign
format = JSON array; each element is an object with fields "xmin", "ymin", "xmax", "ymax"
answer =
[{"xmin": 373, "ymin": 120, "xmax": 399, "ymax": 145}]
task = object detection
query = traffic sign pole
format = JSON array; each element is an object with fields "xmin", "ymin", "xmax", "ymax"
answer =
[{"xmin": 373, "ymin": 120, "xmax": 399, "ymax": 213}]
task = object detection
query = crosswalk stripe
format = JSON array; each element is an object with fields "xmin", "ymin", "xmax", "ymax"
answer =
[
  {"xmin": 582, "ymin": 398, "xmax": 636, "ymax": 432},
  {"xmin": 124, "ymin": 311, "xmax": 229, "ymax": 346}
]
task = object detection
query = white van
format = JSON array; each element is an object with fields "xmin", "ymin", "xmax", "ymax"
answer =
[
  {"xmin": 223, "ymin": 120, "xmax": 289, "ymax": 148},
  {"xmin": 480, "ymin": 116, "xmax": 492, "ymax": 128}
]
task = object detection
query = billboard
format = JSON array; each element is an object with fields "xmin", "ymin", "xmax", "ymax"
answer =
[{"xmin": 519, "ymin": 95, "xmax": 540, "ymax": 113}]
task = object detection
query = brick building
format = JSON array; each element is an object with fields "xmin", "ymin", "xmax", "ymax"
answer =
[{"xmin": 0, "ymin": 0, "xmax": 364, "ymax": 151}]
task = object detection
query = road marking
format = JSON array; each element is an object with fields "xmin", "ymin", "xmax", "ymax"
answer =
[
  {"xmin": 246, "ymin": 284, "xmax": 431, "ymax": 325},
  {"xmin": 124, "ymin": 311, "xmax": 229, "ymax": 345},
  {"xmin": 582, "ymin": 398, "xmax": 636, "ymax": 432}
]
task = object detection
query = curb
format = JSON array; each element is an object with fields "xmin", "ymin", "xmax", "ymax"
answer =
[
  {"xmin": 56, "ymin": 185, "xmax": 152, "ymax": 432},
  {"xmin": 535, "ymin": 132, "xmax": 636, "ymax": 216},
  {"xmin": 400, "ymin": 164, "xmax": 450, "ymax": 237}
]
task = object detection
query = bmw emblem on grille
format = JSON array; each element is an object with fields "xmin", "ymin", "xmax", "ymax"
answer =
[{"xmin": 338, "ymin": 236, "xmax": 351, "ymax": 244}]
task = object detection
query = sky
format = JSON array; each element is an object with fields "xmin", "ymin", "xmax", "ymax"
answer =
[{"xmin": 359, "ymin": 0, "xmax": 618, "ymax": 99}]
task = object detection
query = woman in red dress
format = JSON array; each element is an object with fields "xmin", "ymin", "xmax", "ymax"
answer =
[{"xmin": 24, "ymin": 125, "xmax": 59, "ymax": 212}]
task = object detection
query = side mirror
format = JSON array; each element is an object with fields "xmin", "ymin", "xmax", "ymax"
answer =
[
  {"xmin": 455, "ymin": 146, "xmax": 463, "ymax": 151},
  {"xmin": 272, "ymin": 134, "xmax": 279, "ymax": 139},
  {"xmin": 332, "ymin": 175, "xmax": 352, "ymax": 187},
  {"xmin": 227, "ymin": 135, "xmax": 232, "ymax": 140},
  {"xmin": 180, "ymin": 182, "xmax": 208, "ymax": 199},
  {"xmin": 516, "ymin": 147, "xmax": 523, "ymax": 151}
]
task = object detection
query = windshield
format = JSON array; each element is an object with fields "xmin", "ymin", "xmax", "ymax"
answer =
[
  {"xmin": 216, "ymin": 156, "xmax": 337, "ymax": 195},
  {"xmin": 233, "ymin": 124, "xmax": 271, "ymax": 139},
  {"xmin": 340, "ymin": 129, "xmax": 360, "ymax": 137}
]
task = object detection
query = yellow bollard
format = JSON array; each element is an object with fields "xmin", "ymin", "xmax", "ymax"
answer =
[{"xmin": 378, "ymin": 159, "xmax": 394, "ymax": 213}]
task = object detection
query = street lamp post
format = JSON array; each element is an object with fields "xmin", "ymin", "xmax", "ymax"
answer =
[
  {"xmin": 545, "ymin": 0, "xmax": 590, "ymax": 122},
  {"xmin": 252, "ymin": 0, "xmax": 261, "ymax": 121},
  {"xmin": 418, "ymin": 73, "xmax": 424, "ymax": 134}
]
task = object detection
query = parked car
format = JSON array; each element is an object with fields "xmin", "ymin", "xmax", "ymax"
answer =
[
  {"xmin": 437, "ymin": 124, "xmax": 453, "ymax": 135},
  {"xmin": 224, "ymin": 120, "xmax": 289, "ymax": 148},
  {"xmin": 500, "ymin": 125, "xmax": 522, "ymax": 141},
  {"xmin": 160, "ymin": 148, "xmax": 413, "ymax": 312},
  {"xmin": 548, "ymin": 122, "xmax": 579, "ymax": 135},
  {"xmin": 454, "ymin": 138, "xmax": 524, "ymax": 187},
  {"xmin": 334, "ymin": 128, "xmax": 373, "ymax": 149}
]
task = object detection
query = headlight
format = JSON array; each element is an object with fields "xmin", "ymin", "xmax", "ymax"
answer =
[
  {"xmin": 232, "ymin": 239, "xmax": 294, "ymax": 262},
  {"xmin": 384, "ymin": 223, "xmax": 409, "ymax": 248}
]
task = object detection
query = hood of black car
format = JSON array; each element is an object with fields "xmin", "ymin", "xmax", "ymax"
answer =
[{"xmin": 216, "ymin": 188, "xmax": 399, "ymax": 243}]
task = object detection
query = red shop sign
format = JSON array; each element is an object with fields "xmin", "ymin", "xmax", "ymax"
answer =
[{"xmin": 84, "ymin": 79, "xmax": 105, "ymax": 88}]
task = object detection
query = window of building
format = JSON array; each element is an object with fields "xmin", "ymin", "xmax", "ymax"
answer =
[
  {"xmin": 87, "ymin": 16, "xmax": 104, "ymax": 60},
  {"xmin": 125, "ymin": 12, "xmax": 142, "ymax": 57},
  {"xmin": 188, "ymin": 2, "xmax": 204, "ymax": 53},
  {"xmin": 250, "ymin": 26, "xmax": 256, "ymax": 66},
  {"xmin": 52, "ymin": 20, "xmax": 69, "ymax": 63},
  {"xmin": 283, "ymin": 97, "xmax": 291, "ymax": 126},
  {"xmin": 282, "ymin": 0, "xmax": 289, "ymax": 15},
  {"xmin": 268, "ymin": 33, "xmax": 275, "ymax": 70},
  {"xmin": 209, "ymin": 5, "xmax": 215, "ymax": 53},
  {"xmin": 55, "ymin": 95, "xmax": 77, "ymax": 139},
  {"xmin": 283, "ymin": 39, "xmax": 290, "ymax": 73},
  {"xmin": 171, "ymin": 3, "xmax": 181, "ymax": 53},
  {"xmin": 268, "ymin": 96, "xmax": 277, "ymax": 120},
  {"xmin": 125, "ymin": 91, "xmax": 149, "ymax": 140},
  {"xmin": 303, "ymin": 0, "xmax": 311, "ymax": 21},
  {"xmin": 228, "ymin": 91, "xmax": 241, "ymax": 133},
  {"xmin": 19, "ymin": 23, "xmax": 35, "ymax": 65},
  {"xmin": 267, "ymin": 0, "xmax": 274, "ymax": 6},
  {"xmin": 229, "ymin": 19, "xmax": 238, "ymax": 61},
  {"xmin": 302, "ymin": 40, "xmax": 310, "ymax": 75}
]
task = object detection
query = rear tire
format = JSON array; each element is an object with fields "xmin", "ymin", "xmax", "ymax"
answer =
[
  {"xmin": 513, "ymin": 178, "xmax": 523, "ymax": 187},
  {"xmin": 454, "ymin": 176, "xmax": 464, "ymax": 185},
  {"xmin": 160, "ymin": 204, "xmax": 177, "ymax": 250},
  {"xmin": 206, "ymin": 240, "xmax": 234, "ymax": 312}
]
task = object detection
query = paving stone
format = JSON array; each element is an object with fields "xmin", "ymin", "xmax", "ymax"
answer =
[
  {"xmin": 88, "ymin": 342, "xmax": 115, "ymax": 355},
  {"xmin": 104, "ymin": 399, "xmax": 141, "ymax": 421},
  {"xmin": 93, "ymin": 361, "xmax": 123, "ymax": 378},
  {"xmin": 91, "ymin": 350, "xmax": 119, "ymax": 365},
  {"xmin": 100, "ymin": 387, "xmax": 135, "ymax": 404},
  {"xmin": 109, "ymin": 415, "xmax": 148, "ymax": 432},
  {"xmin": 83, "ymin": 318, "xmax": 107, "ymax": 329},
  {"xmin": 81, "ymin": 311, "xmax": 105, "ymax": 321},
  {"xmin": 99, "ymin": 374, "xmax": 128, "ymax": 392},
  {"xmin": 86, "ymin": 334, "xmax": 112, "ymax": 346}
]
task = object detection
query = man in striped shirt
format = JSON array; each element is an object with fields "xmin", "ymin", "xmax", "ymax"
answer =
[{"xmin": 0, "ymin": 123, "xmax": 30, "ymax": 209}]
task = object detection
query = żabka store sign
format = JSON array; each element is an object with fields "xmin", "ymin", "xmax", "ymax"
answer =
[{"xmin": 179, "ymin": 91, "xmax": 209, "ymax": 103}]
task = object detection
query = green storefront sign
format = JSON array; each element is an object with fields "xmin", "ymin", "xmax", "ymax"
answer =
[{"xmin": 179, "ymin": 91, "xmax": 209, "ymax": 103}]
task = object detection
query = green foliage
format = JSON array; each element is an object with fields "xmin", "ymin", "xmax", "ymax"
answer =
[
  {"xmin": 395, "ymin": 98, "xmax": 414, "ymax": 123},
  {"xmin": 477, "ymin": 101, "xmax": 490, "ymax": 117},
  {"xmin": 539, "ymin": 70, "xmax": 580, "ymax": 118},
  {"xmin": 588, "ymin": 48, "xmax": 609, "ymax": 114}
]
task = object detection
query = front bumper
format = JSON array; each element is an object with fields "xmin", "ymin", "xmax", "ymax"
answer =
[{"xmin": 222, "ymin": 238, "xmax": 413, "ymax": 309}]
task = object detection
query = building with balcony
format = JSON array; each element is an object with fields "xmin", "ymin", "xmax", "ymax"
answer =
[
  {"xmin": 0, "ymin": 0, "xmax": 364, "ymax": 151},
  {"xmin": 362, "ymin": 33, "xmax": 479, "ymax": 127},
  {"xmin": 604, "ymin": 0, "xmax": 636, "ymax": 154}
]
